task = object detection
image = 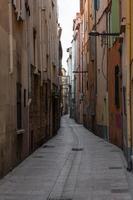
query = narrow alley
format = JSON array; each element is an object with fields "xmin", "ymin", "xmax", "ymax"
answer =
[
  {"xmin": 1, "ymin": 1, "xmax": 133, "ymax": 199},
  {"xmin": 0, "ymin": 116, "xmax": 132, "ymax": 200}
]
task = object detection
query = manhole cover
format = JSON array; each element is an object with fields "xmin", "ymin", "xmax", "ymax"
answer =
[
  {"xmin": 111, "ymin": 189, "xmax": 129, "ymax": 193},
  {"xmin": 43, "ymin": 145, "xmax": 55, "ymax": 148},
  {"xmin": 109, "ymin": 167, "xmax": 122, "ymax": 170},
  {"xmin": 72, "ymin": 148, "xmax": 84, "ymax": 151}
]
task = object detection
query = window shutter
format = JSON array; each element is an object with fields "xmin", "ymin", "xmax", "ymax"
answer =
[
  {"xmin": 94, "ymin": 0, "xmax": 100, "ymax": 10},
  {"xmin": 13, "ymin": 0, "xmax": 26, "ymax": 21},
  {"xmin": 97, "ymin": 0, "xmax": 100, "ymax": 10},
  {"xmin": 20, "ymin": 0, "xmax": 26, "ymax": 20}
]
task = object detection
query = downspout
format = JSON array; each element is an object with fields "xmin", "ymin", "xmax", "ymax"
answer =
[
  {"xmin": 106, "ymin": 11, "xmax": 109, "ymax": 141},
  {"xmin": 8, "ymin": 0, "xmax": 13, "ymax": 74},
  {"xmin": 26, "ymin": 2, "xmax": 32, "ymax": 154},
  {"xmin": 39, "ymin": 0, "xmax": 43, "ymax": 85},
  {"xmin": 94, "ymin": 8, "xmax": 97, "ymax": 94},
  {"xmin": 126, "ymin": 0, "xmax": 132, "ymax": 170},
  {"xmin": 82, "ymin": 39, "xmax": 84, "ymax": 124},
  {"xmin": 94, "ymin": 7, "xmax": 97, "ymax": 133},
  {"xmin": 79, "ymin": 23, "xmax": 81, "ymax": 122}
]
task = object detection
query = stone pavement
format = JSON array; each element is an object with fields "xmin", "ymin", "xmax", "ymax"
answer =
[{"xmin": 0, "ymin": 115, "xmax": 132, "ymax": 200}]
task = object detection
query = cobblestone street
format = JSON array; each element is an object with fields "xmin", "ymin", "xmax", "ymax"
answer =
[{"xmin": 0, "ymin": 115, "xmax": 132, "ymax": 200}]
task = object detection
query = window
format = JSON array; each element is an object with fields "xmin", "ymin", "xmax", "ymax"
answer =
[
  {"xmin": 24, "ymin": 89, "xmax": 26, "ymax": 107},
  {"xmin": 25, "ymin": 0, "xmax": 30, "ymax": 15},
  {"xmin": 17, "ymin": 82, "xmax": 22, "ymax": 129},
  {"xmin": 51, "ymin": 0, "xmax": 55, "ymax": 9},
  {"xmin": 115, "ymin": 65, "xmax": 120, "ymax": 108},
  {"xmin": 87, "ymin": 81, "xmax": 88, "ymax": 91},
  {"xmin": 123, "ymin": 86, "xmax": 126, "ymax": 115},
  {"xmin": 33, "ymin": 28, "xmax": 37, "ymax": 67},
  {"xmin": 12, "ymin": 0, "xmax": 17, "ymax": 8},
  {"xmin": 12, "ymin": 0, "xmax": 26, "ymax": 21},
  {"xmin": 12, "ymin": 0, "xmax": 21, "ymax": 13},
  {"xmin": 45, "ymin": 83, "xmax": 48, "ymax": 113}
]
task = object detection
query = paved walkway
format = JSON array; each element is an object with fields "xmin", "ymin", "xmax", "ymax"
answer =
[{"xmin": 0, "ymin": 115, "xmax": 132, "ymax": 200}]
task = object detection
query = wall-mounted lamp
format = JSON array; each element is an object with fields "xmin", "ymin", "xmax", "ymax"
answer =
[
  {"xmin": 73, "ymin": 71, "xmax": 88, "ymax": 73},
  {"xmin": 89, "ymin": 31, "xmax": 120, "ymax": 37}
]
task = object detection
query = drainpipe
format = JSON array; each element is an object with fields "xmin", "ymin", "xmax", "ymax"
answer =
[
  {"xmin": 39, "ymin": 0, "xmax": 43, "ymax": 85},
  {"xmin": 8, "ymin": 0, "xmax": 13, "ymax": 74},
  {"xmin": 126, "ymin": 0, "xmax": 132, "ymax": 170},
  {"xmin": 94, "ymin": 7, "xmax": 97, "ymax": 133}
]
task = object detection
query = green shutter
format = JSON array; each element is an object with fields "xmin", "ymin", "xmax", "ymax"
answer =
[{"xmin": 109, "ymin": 0, "xmax": 120, "ymax": 46}]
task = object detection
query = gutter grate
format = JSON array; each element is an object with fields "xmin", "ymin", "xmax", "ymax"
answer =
[
  {"xmin": 104, "ymin": 144, "xmax": 111, "ymax": 147},
  {"xmin": 33, "ymin": 156, "xmax": 44, "ymax": 158},
  {"xmin": 111, "ymin": 189, "xmax": 129, "ymax": 193},
  {"xmin": 110, "ymin": 150, "xmax": 120, "ymax": 152},
  {"xmin": 72, "ymin": 148, "xmax": 83, "ymax": 151},
  {"xmin": 47, "ymin": 199, "xmax": 72, "ymax": 200},
  {"xmin": 43, "ymin": 145, "xmax": 55, "ymax": 148},
  {"xmin": 109, "ymin": 167, "xmax": 122, "ymax": 170}
]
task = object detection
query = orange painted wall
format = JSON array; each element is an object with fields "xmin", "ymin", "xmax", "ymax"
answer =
[{"xmin": 108, "ymin": 40, "xmax": 123, "ymax": 148}]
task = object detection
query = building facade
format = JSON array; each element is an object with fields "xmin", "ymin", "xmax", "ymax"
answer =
[
  {"xmin": 0, "ymin": 0, "xmax": 61, "ymax": 178},
  {"xmin": 60, "ymin": 68, "xmax": 69, "ymax": 115},
  {"xmin": 68, "ymin": 0, "xmax": 133, "ymax": 168},
  {"xmin": 72, "ymin": 13, "xmax": 84, "ymax": 124}
]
